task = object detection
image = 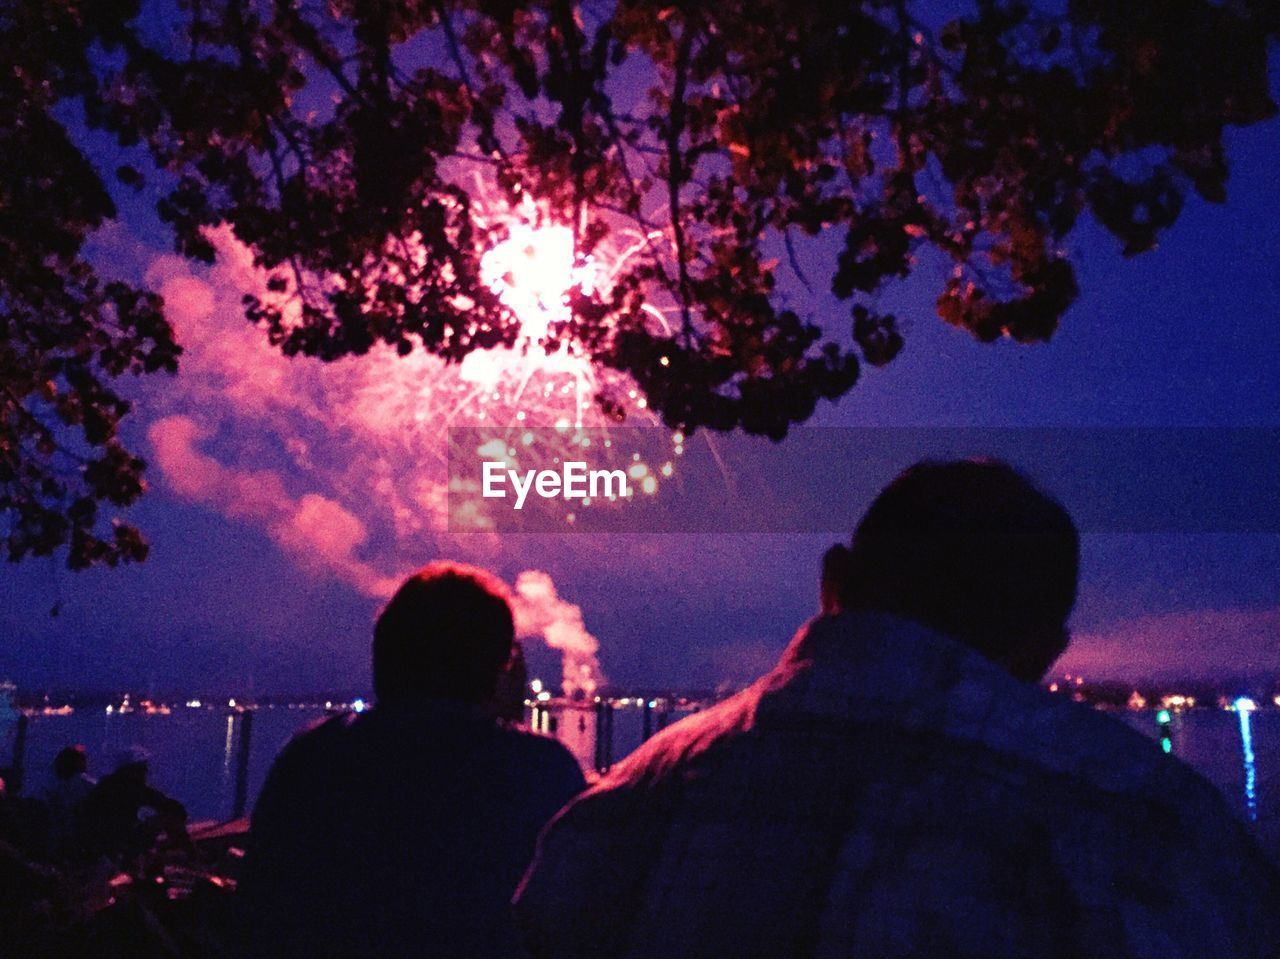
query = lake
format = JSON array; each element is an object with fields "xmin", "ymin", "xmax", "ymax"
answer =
[{"xmin": 6, "ymin": 702, "xmax": 1277, "ymax": 861}]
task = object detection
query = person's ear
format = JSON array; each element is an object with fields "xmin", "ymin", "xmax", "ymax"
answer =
[{"xmin": 838, "ymin": 544, "xmax": 867, "ymax": 609}]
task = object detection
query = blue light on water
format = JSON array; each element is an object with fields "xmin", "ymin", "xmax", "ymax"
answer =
[
  {"xmin": 1235, "ymin": 698, "xmax": 1258, "ymax": 822},
  {"xmin": 1156, "ymin": 709, "xmax": 1173, "ymax": 755}
]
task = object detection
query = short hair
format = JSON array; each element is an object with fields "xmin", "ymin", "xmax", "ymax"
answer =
[
  {"xmin": 841, "ymin": 460, "xmax": 1079, "ymax": 667},
  {"xmin": 53, "ymin": 745, "xmax": 88, "ymax": 780},
  {"xmin": 373, "ymin": 562, "xmax": 515, "ymax": 704}
]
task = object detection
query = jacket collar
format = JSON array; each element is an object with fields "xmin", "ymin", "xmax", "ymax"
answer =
[{"xmin": 754, "ymin": 610, "xmax": 1169, "ymax": 795}]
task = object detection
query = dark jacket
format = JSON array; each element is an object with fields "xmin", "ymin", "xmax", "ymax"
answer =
[
  {"xmin": 242, "ymin": 699, "xmax": 585, "ymax": 958},
  {"xmin": 516, "ymin": 612, "xmax": 1280, "ymax": 958}
]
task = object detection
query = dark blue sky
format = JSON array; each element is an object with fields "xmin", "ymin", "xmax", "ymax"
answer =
[{"xmin": 2, "ymin": 84, "xmax": 1279, "ymax": 695}]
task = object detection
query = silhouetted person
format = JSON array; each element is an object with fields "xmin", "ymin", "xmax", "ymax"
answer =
[
  {"xmin": 516, "ymin": 460, "xmax": 1280, "ymax": 958},
  {"xmin": 44, "ymin": 744, "xmax": 95, "ymax": 859},
  {"xmin": 0, "ymin": 824, "xmax": 61, "ymax": 957},
  {"xmin": 79, "ymin": 747, "xmax": 187, "ymax": 863},
  {"xmin": 242, "ymin": 562, "xmax": 585, "ymax": 959}
]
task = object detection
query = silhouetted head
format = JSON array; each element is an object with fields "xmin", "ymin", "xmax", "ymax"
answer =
[
  {"xmin": 113, "ymin": 746, "xmax": 151, "ymax": 783},
  {"xmin": 53, "ymin": 745, "xmax": 88, "ymax": 781},
  {"xmin": 373, "ymin": 562, "xmax": 516, "ymax": 705},
  {"xmin": 837, "ymin": 459, "xmax": 1079, "ymax": 682}
]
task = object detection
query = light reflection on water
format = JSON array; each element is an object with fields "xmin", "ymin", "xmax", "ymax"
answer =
[
  {"xmin": 5, "ymin": 704, "xmax": 1278, "ymax": 860},
  {"xmin": 222, "ymin": 713, "xmax": 236, "ymax": 786},
  {"xmin": 1125, "ymin": 705, "xmax": 1275, "ymax": 855},
  {"xmin": 1238, "ymin": 705, "xmax": 1259, "ymax": 822}
]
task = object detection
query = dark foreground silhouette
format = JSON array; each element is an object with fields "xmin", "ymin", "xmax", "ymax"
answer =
[
  {"xmin": 4, "ymin": 465, "xmax": 1278, "ymax": 958},
  {"xmin": 0, "ymin": 744, "xmax": 220, "ymax": 959},
  {"xmin": 516, "ymin": 461, "xmax": 1280, "ymax": 958},
  {"xmin": 240, "ymin": 562, "xmax": 584, "ymax": 958}
]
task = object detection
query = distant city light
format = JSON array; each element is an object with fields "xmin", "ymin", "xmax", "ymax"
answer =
[{"xmin": 352, "ymin": 698, "xmax": 367, "ymax": 713}]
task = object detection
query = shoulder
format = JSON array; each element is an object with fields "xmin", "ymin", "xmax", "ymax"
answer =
[
  {"xmin": 251, "ymin": 711, "xmax": 365, "ymax": 834},
  {"xmin": 963, "ymin": 685, "xmax": 1278, "ymax": 882},
  {"xmin": 1025, "ymin": 700, "xmax": 1280, "ymax": 941},
  {"xmin": 264, "ymin": 710, "xmax": 360, "ymax": 780},
  {"xmin": 493, "ymin": 722, "xmax": 587, "ymax": 783},
  {"xmin": 1000, "ymin": 687, "xmax": 1220, "ymax": 804},
  {"xmin": 529, "ymin": 689, "xmax": 760, "ymax": 844},
  {"xmin": 568, "ymin": 685, "xmax": 763, "ymax": 808},
  {"xmin": 284, "ymin": 709, "xmax": 358, "ymax": 750}
]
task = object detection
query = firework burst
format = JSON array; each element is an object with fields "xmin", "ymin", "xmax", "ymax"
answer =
[{"xmin": 391, "ymin": 199, "xmax": 682, "ymax": 528}]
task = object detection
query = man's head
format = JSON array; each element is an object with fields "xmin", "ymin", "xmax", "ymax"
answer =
[
  {"xmin": 113, "ymin": 746, "xmax": 151, "ymax": 784},
  {"xmin": 53, "ymin": 744, "xmax": 88, "ymax": 781},
  {"xmin": 836, "ymin": 459, "xmax": 1079, "ymax": 681},
  {"xmin": 373, "ymin": 561, "xmax": 516, "ymax": 704}
]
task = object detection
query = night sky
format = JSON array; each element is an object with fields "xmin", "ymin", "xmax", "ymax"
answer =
[{"xmin": 2, "ymin": 85, "xmax": 1278, "ymax": 697}]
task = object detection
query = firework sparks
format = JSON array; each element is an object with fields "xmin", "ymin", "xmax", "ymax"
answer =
[
  {"xmin": 143, "ymin": 206, "xmax": 671, "ymax": 691},
  {"xmin": 428, "ymin": 205, "xmax": 678, "ymax": 527},
  {"xmin": 455, "ymin": 221, "xmax": 600, "ymax": 429}
]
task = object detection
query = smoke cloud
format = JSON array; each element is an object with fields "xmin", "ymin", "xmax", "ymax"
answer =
[
  {"xmin": 148, "ymin": 415, "xmax": 398, "ymax": 599},
  {"xmin": 138, "ymin": 227, "xmax": 610, "ymax": 689},
  {"xmin": 512, "ymin": 570, "xmax": 605, "ymax": 697}
]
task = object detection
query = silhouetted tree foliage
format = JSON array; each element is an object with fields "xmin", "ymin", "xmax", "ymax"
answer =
[
  {"xmin": 1, "ymin": 5, "xmax": 181, "ymax": 567},
  {"xmin": 3, "ymin": 0, "xmax": 1277, "ymax": 565}
]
